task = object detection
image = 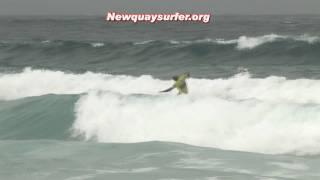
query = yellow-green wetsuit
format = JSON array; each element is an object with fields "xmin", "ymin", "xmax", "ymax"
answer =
[{"xmin": 160, "ymin": 72, "xmax": 190, "ymax": 95}]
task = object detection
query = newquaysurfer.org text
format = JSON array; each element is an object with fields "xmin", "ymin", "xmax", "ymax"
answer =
[{"xmin": 105, "ymin": 12, "xmax": 212, "ymax": 23}]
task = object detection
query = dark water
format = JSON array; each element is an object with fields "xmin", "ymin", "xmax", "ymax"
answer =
[{"xmin": 1, "ymin": 15, "xmax": 320, "ymax": 180}]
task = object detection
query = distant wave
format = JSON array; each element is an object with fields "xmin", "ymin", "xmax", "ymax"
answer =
[
  {"xmin": 214, "ymin": 34, "xmax": 319, "ymax": 49},
  {"xmin": 0, "ymin": 40, "xmax": 120, "ymax": 48},
  {"xmin": 156, "ymin": 34, "xmax": 319, "ymax": 50},
  {"xmin": 0, "ymin": 68, "xmax": 320, "ymax": 155},
  {"xmin": 1, "ymin": 34, "xmax": 319, "ymax": 50},
  {"xmin": 1, "ymin": 34, "xmax": 320, "ymax": 71}
]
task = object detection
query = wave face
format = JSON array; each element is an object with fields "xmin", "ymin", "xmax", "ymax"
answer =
[
  {"xmin": 2, "ymin": 69, "xmax": 320, "ymax": 155},
  {"xmin": 0, "ymin": 94, "xmax": 77, "ymax": 140},
  {"xmin": 1, "ymin": 34, "xmax": 320, "ymax": 78}
]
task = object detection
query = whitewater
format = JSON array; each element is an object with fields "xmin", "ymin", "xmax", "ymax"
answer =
[{"xmin": 0, "ymin": 68, "xmax": 319, "ymax": 155}]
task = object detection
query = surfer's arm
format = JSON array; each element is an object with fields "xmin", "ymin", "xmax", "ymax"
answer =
[{"xmin": 159, "ymin": 86, "xmax": 175, "ymax": 93}]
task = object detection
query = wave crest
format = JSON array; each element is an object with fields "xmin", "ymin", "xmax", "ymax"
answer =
[
  {"xmin": 2, "ymin": 68, "xmax": 320, "ymax": 104},
  {"xmin": 215, "ymin": 34, "xmax": 319, "ymax": 50},
  {"xmin": 72, "ymin": 90, "xmax": 320, "ymax": 155},
  {"xmin": 1, "ymin": 34, "xmax": 319, "ymax": 51},
  {"xmin": 1, "ymin": 68, "xmax": 320, "ymax": 155}
]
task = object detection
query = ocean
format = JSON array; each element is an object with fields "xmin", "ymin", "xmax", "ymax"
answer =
[{"xmin": 0, "ymin": 15, "xmax": 320, "ymax": 180}]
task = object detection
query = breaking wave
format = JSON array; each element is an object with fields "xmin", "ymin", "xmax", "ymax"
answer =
[{"xmin": 1, "ymin": 69, "xmax": 320, "ymax": 155}]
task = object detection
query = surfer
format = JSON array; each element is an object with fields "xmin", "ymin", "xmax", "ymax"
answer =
[{"xmin": 160, "ymin": 72, "xmax": 190, "ymax": 95}]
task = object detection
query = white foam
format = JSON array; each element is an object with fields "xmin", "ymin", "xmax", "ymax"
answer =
[
  {"xmin": 134, "ymin": 40, "xmax": 154, "ymax": 45},
  {"xmin": 0, "ymin": 68, "xmax": 163, "ymax": 100},
  {"xmin": 215, "ymin": 34, "xmax": 320, "ymax": 50},
  {"xmin": 90, "ymin": 43, "xmax": 104, "ymax": 47},
  {"xmin": 1, "ymin": 68, "xmax": 320, "ymax": 155},
  {"xmin": 3, "ymin": 68, "xmax": 320, "ymax": 104},
  {"xmin": 294, "ymin": 34, "xmax": 319, "ymax": 44},
  {"xmin": 41, "ymin": 40, "xmax": 51, "ymax": 44},
  {"xmin": 169, "ymin": 40, "xmax": 180, "ymax": 44},
  {"xmin": 72, "ymin": 90, "xmax": 320, "ymax": 155},
  {"xmin": 235, "ymin": 34, "xmax": 284, "ymax": 49},
  {"xmin": 165, "ymin": 34, "xmax": 320, "ymax": 50},
  {"xmin": 169, "ymin": 39, "xmax": 214, "ymax": 45}
]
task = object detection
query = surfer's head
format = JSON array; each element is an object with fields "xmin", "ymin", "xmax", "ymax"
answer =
[{"xmin": 184, "ymin": 72, "xmax": 190, "ymax": 78}]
